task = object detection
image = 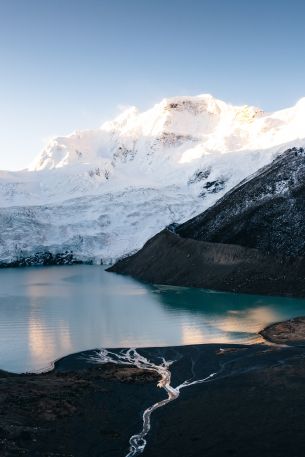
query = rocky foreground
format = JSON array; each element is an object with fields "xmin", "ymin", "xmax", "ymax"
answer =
[
  {"xmin": 2, "ymin": 320, "xmax": 305, "ymax": 457},
  {"xmin": 0, "ymin": 351, "xmax": 160, "ymax": 457}
]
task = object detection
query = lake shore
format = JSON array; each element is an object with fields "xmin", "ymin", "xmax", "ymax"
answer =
[
  {"xmin": 2, "ymin": 318, "xmax": 305, "ymax": 457},
  {"xmin": 108, "ymin": 230, "xmax": 305, "ymax": 298}
]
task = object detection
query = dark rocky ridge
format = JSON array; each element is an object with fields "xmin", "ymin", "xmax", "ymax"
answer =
[
  {"xmin": 178, "ymin": 147, "xmax": 305, "ymax": 256},
  {"xmin": 108, "ymin": 230, "xmax": 305, "ymax": 296},
  {"xmin": 109, "ymin": 147, "xmax": 305, "ymax": 297}
]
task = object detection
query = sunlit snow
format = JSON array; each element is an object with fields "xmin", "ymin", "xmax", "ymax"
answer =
[{"xmin": 1, "ymin": 94, "xmax": 305, "ymax": 264}]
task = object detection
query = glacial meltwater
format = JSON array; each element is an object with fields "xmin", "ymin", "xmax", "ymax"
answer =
[{"xmin": 1, "ymin": 265, "xmax": 305, "ymax": 373}]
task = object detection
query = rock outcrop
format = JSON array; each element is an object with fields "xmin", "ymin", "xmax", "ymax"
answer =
[{"xmin": 260, "ymin": 317, "xmax": 305, "ymax": 344}]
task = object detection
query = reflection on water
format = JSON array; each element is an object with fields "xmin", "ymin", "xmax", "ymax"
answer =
[{"xmin": 1, "ymin": 265, "xmax": 305, "ymax": 373}]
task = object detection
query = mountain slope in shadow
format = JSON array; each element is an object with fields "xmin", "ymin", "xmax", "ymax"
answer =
[
  {"xmin": 177, "ymin": 146, "xmax": 305, "ymax": 256},
  {"xmin": 108, "ymin": 148, "xmax": 305, "ymax": 297}
]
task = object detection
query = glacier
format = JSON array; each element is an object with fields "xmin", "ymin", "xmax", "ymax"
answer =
[{"xmin": 1, "ymin": 93, "xmax": 305, "ymax": 265}]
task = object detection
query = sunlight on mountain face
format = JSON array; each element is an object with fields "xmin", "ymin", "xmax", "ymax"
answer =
[
  {"xmin": 179, "ymin": 144, "xmax": 209, "ymax": 164},
  {"xmin": 30, "ymin": 94, "xmax": 305, "ymax": 172},
  {"xmin": 1, "ymin": 94, "xmax": 305, "ymax": 265}
]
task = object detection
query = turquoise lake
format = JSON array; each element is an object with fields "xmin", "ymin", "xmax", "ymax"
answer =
[{"xmin": 1, "ymin": 265, "xmax": 305, "ymax": 373}]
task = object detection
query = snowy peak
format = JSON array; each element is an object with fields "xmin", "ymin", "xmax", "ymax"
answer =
[
  {"xmin": 8, "ymin": 93, "xmax": 305, "ymax": 207},
  {"xmin": 30, "ymin": 94, "xmax": 265, "ymax": 171},
  {"xmin": 2, "ymin": 93, "xmax": 305, "ymax": 266},
  {"xmin": 31, "ymin": 93, "xmax": 305, "ymax": 176}
]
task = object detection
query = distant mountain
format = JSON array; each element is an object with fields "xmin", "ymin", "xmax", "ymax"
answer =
[
  {"xmin": 30, "ymin": 94, "xmax": 305, "ymax": 174},
  {"xmin": 109, "ymin": 148, "xmax": 305, "ymax": 297},
  {"xmin": 1, "ymin": 94, "xmax": 305, "ymax": 265}
]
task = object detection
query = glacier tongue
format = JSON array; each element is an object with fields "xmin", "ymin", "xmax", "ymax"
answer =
[{"xmin": 1, "ymin": 94, "xmax": 305, "ymax": 265}]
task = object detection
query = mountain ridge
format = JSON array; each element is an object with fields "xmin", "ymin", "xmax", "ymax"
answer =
[
  {"xmin": 1, "ymin": 94, "xmax": 305, "ymax": 265},
  {"xmin": 108, "ymin": 147, "xmax": 305, "ymax": 297}
]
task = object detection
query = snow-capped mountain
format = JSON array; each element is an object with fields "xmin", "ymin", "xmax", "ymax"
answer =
[
  {"xmin": 1, "ymin": 94, "xmax": 305, "ymax": 265},
  {"xmin": 109, "ymin": 147, "xmax": 305, "ymax": 297}
]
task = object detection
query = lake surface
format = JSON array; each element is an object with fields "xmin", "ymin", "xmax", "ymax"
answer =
[{"xmin": 1, "ymin": 265, "xmax": 305, "ymax": 373}]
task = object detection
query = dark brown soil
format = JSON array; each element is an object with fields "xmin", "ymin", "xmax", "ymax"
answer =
[
  {"xmin": 108, "ymin": 230, "xmax": 305, "ymax": 298},
  {"xmin": 145, "ymin": 350, "xmax": 305, "ymax": 457},
  {"xmin": 2, "ymin": 342, "xmax": 305, "ymax": 457},
  {"xmin": 0, "ymin": 351, "xmax": 161, "ymax": 457}
]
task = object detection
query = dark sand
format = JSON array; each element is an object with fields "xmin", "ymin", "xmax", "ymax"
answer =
[
  {"xmin": 2, "ymin": 335, "xmax": 305, "ymax": 457},
  {"xmin": 0, "ymin": 351, "xmax": 161, "ymax": 457}
]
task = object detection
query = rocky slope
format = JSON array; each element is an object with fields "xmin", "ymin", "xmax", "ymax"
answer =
[
  {"xmin": 177, "ymin": 147, "xmax": 305, "ymax": 256},
  {"xmin": 108, "ymin": 230, "xmax": 305, "ymax": 297},
  {"xmin": 2, "ymin": 95, "xmax": 305, "ymax": 265},
  {"xmin": 109, "ymin": 148, "xmax": 305, "ymax": 297}
]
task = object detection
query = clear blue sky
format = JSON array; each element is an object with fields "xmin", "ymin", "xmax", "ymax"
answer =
[{"xmin": 1, "ymin": 0, "xmax": 305, "ymax": 170}]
